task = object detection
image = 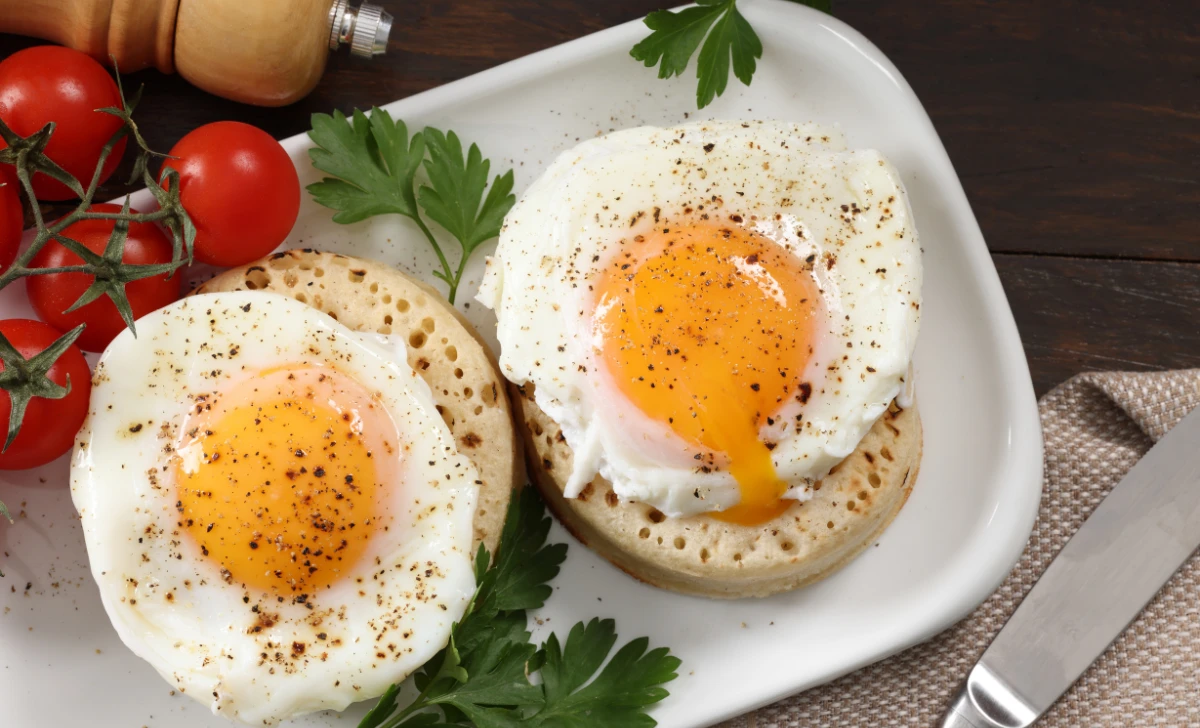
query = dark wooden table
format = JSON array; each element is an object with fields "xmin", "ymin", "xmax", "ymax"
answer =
[{"xmin": 3, "ymin": 0, "xmax": 1196, "ymax": 396}]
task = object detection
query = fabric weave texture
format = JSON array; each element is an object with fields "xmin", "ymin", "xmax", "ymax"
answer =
[{"xmin": 721, "ymin": 370, "xmax": 1200, "ymax": 728}]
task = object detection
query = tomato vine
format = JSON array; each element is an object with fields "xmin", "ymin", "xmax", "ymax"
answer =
[{"xmin": 0, "ymin": 64, "xmax": 196, "ymax": 451}]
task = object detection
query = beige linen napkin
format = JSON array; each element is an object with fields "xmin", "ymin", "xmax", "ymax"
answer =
[{"xmin": 722, "ymin": 370, "xmax": 1200, "ymax": 728}]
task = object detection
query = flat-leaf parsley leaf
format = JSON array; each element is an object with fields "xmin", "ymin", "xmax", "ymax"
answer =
[
  {"xmin": 306, "ymin": 109, "xmax": 515, "ymax": 304},
  {"xmin": 631, "ymin": 0, "xmax": 832, "ymax": 109},
  {"xmin": 357, "ymin": 490, "xmax": 680, "ymax": 728},
  {"xmin": 531, "ymin": 618, "xmax": 682, "ymax": 727}
]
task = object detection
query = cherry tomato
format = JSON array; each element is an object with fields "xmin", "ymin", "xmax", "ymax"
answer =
[
  {"xmin": 26, "ymin": 203, "xmax": 181, "ymax": 352},
  {"xmin": 0, "ymin": 165, "xmax": 22, "ymax": 272},
  {"xmin": 161, "ymin": 121, "xmax": 299, "ymax": 266},
  {"xmin": 0, "ymin": 319, "xmax": 91, "ymax": 469},
  {"xmin": 0, "ymin": 46, "xmax": 127, "ymax": 201}
]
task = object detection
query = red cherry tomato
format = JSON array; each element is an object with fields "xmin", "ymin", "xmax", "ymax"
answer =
[
  {"xmin": 0, "ymin": 46, "xmax": 127, "ymax": 201},
  {"xmin": 0, "ymin": 319, "xmax": 91, "ymax": 470},
  {"xmin": 0, "ymin": 166, "xmax": 22, "ymax": 272},
  {"xmin": 161, "ymin": 121, "xmax": 299, "ymax": 266},
  {"xmin": 26, "ymin": 203, "xmax": 181, "ymax": 352}
]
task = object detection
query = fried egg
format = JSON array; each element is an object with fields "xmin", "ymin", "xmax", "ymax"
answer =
[
  {"xmin": 478, "ymin": 120, "xmax": 921, "ymax": 524},
  {"xmin": 71, "ymin": 291, "xmax": 479, "ymax": 725}
]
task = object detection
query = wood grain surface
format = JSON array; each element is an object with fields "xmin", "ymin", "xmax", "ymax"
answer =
[{"xmin": 1, "ymin": 0, "xmax": 1196, "ymax": 395}]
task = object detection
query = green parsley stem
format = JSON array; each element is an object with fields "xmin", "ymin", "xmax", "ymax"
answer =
[
  {"xmin": 379, "ymin": 692, "xmax": 428, "ymax": 728},
  {"xmin": 411, "ymin": 213, "xmax": 459, "ymax": 304}
]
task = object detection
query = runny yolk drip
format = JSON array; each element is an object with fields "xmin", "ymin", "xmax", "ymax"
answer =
[
  {"xmin": 175, "ymin": 366, "xmax": 399, "ymax": 595},
  {"xmin": 594, "ymin": 222, "xmax": 818, "ymax": 525}
]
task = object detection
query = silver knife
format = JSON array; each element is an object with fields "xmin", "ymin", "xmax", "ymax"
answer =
[{"xmin": 941, "ymin": 404, "xmax": 1200, "ymax": 728}]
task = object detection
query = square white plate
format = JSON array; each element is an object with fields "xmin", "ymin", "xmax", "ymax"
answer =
[{"xmin": 0, "ymin": 2, "xmax": 1043, "ymax": 726}]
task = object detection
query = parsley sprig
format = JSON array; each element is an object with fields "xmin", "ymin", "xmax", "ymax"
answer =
[
  {"xmin": 631, "ymin": 0, "xmax": 831, "ymax": 109},
  {"xmin": 306, "ymin": 108, "xmax": 515, "ymax": 304},
  {"xmin": 359, "ymin": 489, "xmax": 681, "ymax": 728}
]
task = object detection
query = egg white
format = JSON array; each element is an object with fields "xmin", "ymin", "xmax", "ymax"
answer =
[
  {"xmin": 71, "ymin": 291, "xmax": 479, "ymax": 725},
  {"xmin": 478, "ymin": 120, "xmax": 921, "ymax": 517}
]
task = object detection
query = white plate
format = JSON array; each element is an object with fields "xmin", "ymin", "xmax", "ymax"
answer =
[{"xmin": 0, "ymin": 2, "xmax": 1043, "ymax": 726}]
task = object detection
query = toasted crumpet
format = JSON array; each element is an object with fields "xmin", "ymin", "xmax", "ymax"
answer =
[
  {"xmin": 196, "ymin": 249, "xmax": 520, "ymax": 555},
  {"xmin": 517, "ymin": 383, "xmax": 921, "ymax": 599}
]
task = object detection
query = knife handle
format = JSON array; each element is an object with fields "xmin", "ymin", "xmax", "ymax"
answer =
[{"xmin": 941, "ymin": 664, "xmax": 1037, "ymax": 728}]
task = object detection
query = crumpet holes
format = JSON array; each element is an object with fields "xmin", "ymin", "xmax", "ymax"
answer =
[
  {"xmin": 409, "ymin": 331, "xmax": 426, "ymax": 349},
  {"xmin": 397, "ymin": 299, "xmax": 411, "ymax": 312},
  {"xmin": 384, "ymin": 315, "xmax": 393, "ymax": 325},
  {"xmin": 880, "ymin": 446, "xmax": 894, "ymax": 461},
  {"xmin": 673, "ymin": 537, "xmax": 686, "ymax": 550},
  {"xmin": 283, "ymin": 272, "xmax": 298, "ymax": 288},
  {"xmin": 377, "ymin": 325, "xmax": 391, "ymax": 335},
  {"xmin": 369, "ymin": 282, "xmax": 379, "ymax": 293},
  {"xmin": 454, "ymin": 368, "xmax": 464, "ymax": 379},
  {"xmin": 348, "ymin": 269, "xmax": 366, "ymax": 282},
  {"xmin": 699, "ymin": 548, "xmax": 710, "ymax": 563},
  {"xmin": 638, "ymin": 527, "xmax": 650, "ymax": 539},
  {"xmin": 780, "ymin": 541, "xmax": 794, "ymax": 552},
  {"xmin": 463, "ymin": 387, "xmax": 473, "ymax": 399},
  {"xmin": 314, "ymin": 267, "xmax": 325, "ymax": 278},
  {"xmin": 422, "ymin": 317, "xmax": 435, "ymax": 333},
  {"xmin": 647, "ymin": 509, "xmax": 665, "ymax": 524},
  {"xmin": 473, "ymin": 405, "xmax": 483, "ymax": 415},
  {"xmin": 868, "ymin": 473, "xmax": 882, "ymax": 488},
  {"xmin": 445, "ymin": 346, "xmax": 458, "ymax": 362},
  {"xmin": 244, "ymin": 268, "xmax": 269, "ymax": 290},
  {"xmin": 294, "ymin": 293, "xmax": 308, "ymax": 304}
]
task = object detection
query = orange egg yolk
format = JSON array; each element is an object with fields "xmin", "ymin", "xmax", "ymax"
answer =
[
  {"xmin": 175, "ymin": 366, "xmax": 400, "ymax": 595},
  {"xmin": 594, "ymin": 222, "xmax": 818, "ymax": 525}
]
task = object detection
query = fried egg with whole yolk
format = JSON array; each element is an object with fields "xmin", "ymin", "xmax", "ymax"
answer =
[
  {"xmin": 478, "ymin": 120, "xmax": 921, "ymax": 523},
  {"xmin": 173, "ymin": 364, "xmax": 397, "ymax": 594},
  {"xmin": 71, "ymin": 292, "xmax": 480, "ymax": 725}
]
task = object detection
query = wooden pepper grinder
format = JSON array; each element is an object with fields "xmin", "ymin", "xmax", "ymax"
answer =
[{"xmin": 0, "ymin": 0, "xmax": 392, "ymax": 106}]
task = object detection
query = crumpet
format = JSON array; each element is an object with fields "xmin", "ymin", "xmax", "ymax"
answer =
[{"xmin": 518, "ymin": 385, "xmax": 920, "ymax": 599}]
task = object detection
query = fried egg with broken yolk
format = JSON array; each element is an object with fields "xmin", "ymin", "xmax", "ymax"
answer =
[
  {"xmin": 71, "ymin": 291, "xmax": 480, "ymax": 725},
  {"xmin": 478, "ymin": 120, "xmax": 921, "ymax": 522}
]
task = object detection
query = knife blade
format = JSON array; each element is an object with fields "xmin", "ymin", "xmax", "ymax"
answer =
[{"xmin": 941, "ymin": 404, "xmax": 1200, "ymax": 728}]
